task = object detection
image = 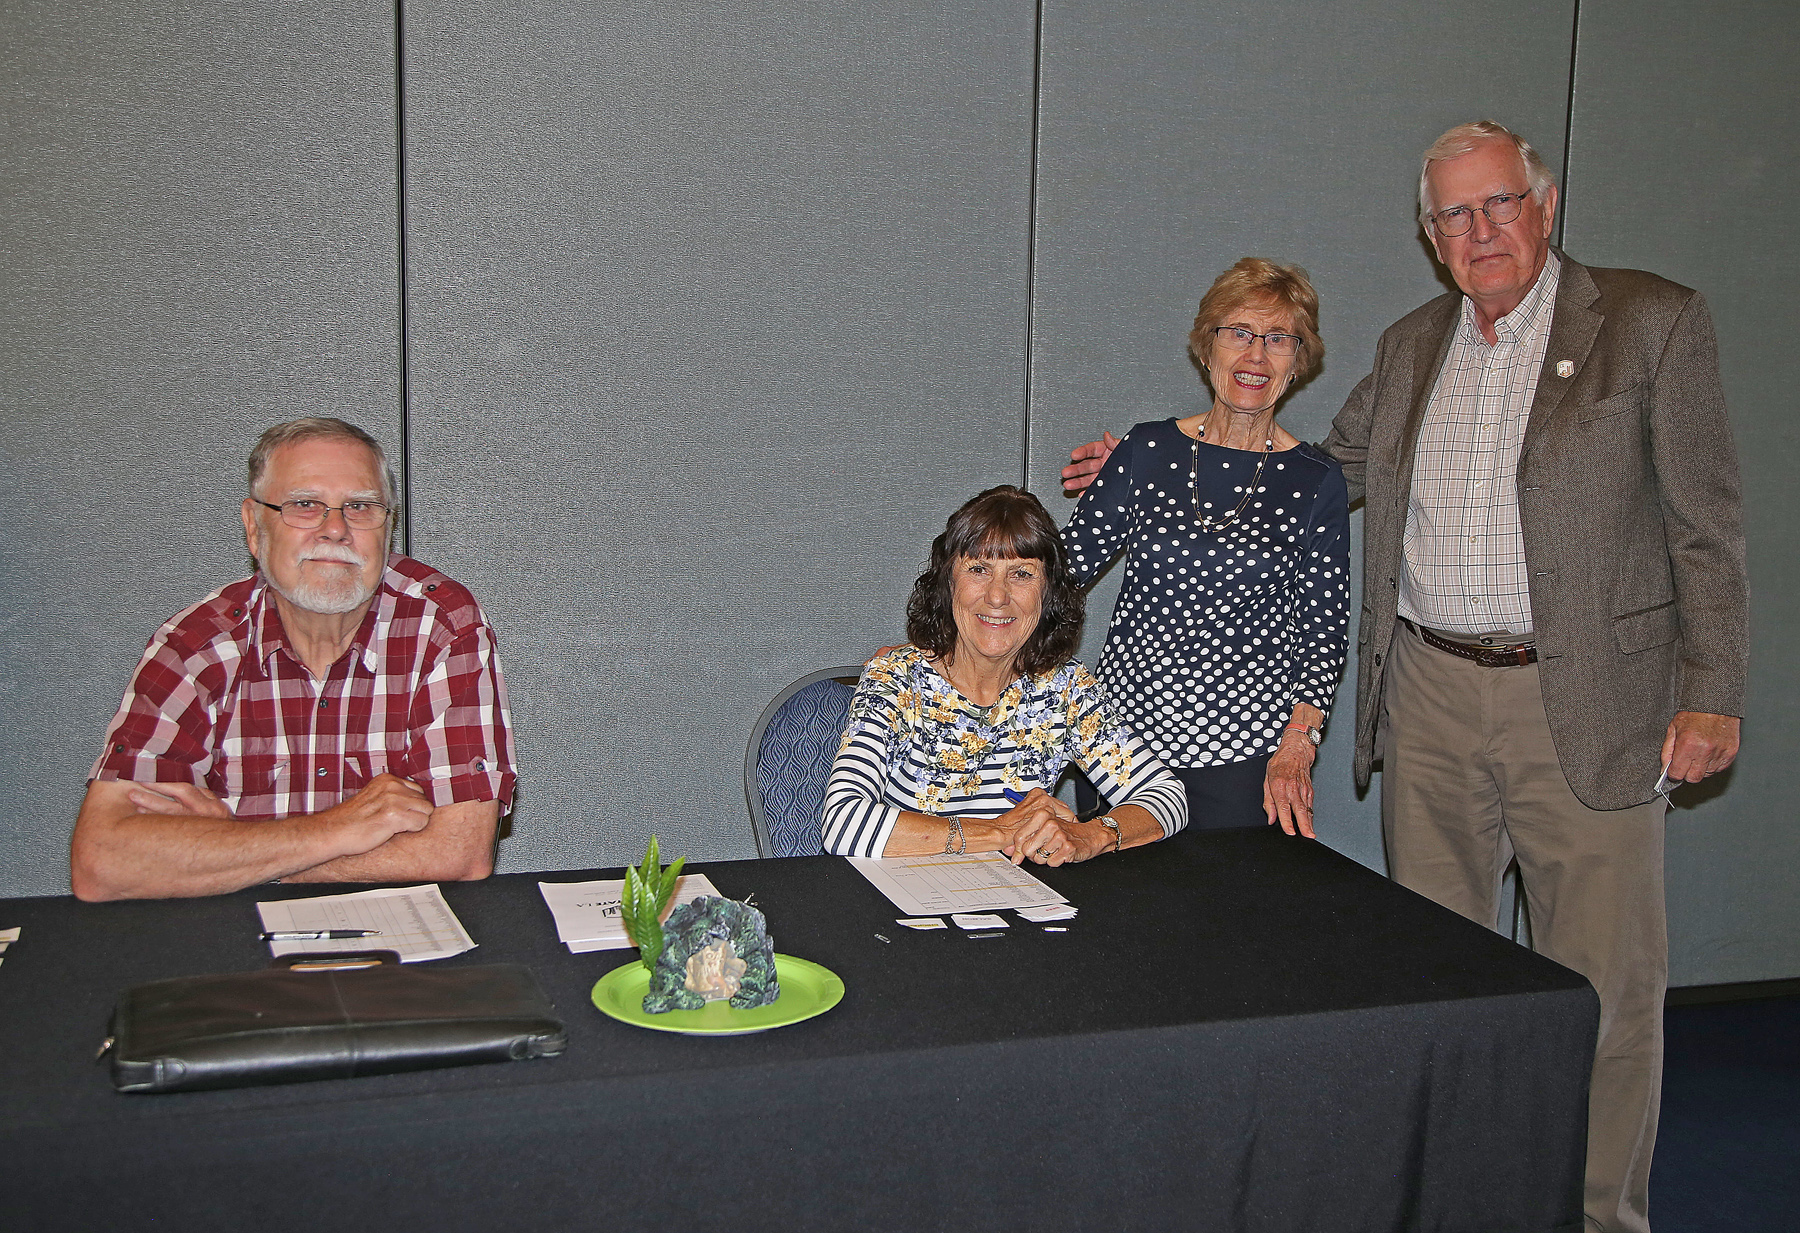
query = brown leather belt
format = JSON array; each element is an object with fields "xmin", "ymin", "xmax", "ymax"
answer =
[{"xmin": 1411, "ymin": 621, "xmax": 1538, "ymax": 667}]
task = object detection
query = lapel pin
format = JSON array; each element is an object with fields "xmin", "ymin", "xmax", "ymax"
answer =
[{"xmin": 1556, "ymin": 359, "xmax": 1575, "ymax": 378}]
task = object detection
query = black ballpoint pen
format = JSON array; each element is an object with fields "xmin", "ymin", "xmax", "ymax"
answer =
[{"xmin": 259, "ymin": 929, "xmax": 381, "ymax": 941}]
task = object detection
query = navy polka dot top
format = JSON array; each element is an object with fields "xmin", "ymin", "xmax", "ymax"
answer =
[{"xmin": 1062, "ymin": 418, "xmax": 1351, "ymax": 768}]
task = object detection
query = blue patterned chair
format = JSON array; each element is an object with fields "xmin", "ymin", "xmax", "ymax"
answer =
[{"xmin": 745, "ymin": 666, "xmax": 864, "ymax": 857}]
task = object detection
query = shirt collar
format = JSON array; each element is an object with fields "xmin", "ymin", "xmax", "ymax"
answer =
[
  {"xmin": 245, "ymin": 559, "xmax": 397, "ymax": 675},
  {"xmin": 1461, "ymin": 250, "xmax": 1562, "ymax": 345}
]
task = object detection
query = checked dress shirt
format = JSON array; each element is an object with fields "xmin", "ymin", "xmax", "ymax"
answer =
[
  {"xmin": 1398, "ymin": 254, "xmax": 1560, "ymax": 637},
  {"xmin": 91, "ymin": 554, "xmax": 516, "ymax": 819}
]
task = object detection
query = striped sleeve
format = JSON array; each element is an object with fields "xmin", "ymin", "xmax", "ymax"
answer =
[
  {"xmin": 1065, "ymin": 668, "xmax": 1187, "ymax": 838},
  {"xmin": 820, "ymin": 663, "xmax": 906, "ymax": 858}
]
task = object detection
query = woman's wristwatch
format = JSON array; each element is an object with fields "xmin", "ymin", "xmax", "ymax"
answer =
[
  {"xmin": 1283, "ymin": 723, "xmax": 1322, "ymax": 747},
  {"xmin": 1096, "ymin": 814, "xmax": 1123, "ymax": 854}
]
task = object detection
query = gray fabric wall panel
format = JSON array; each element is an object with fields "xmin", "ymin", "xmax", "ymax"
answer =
[
  {"xmin": 1563, "ymin": 0, "xmax": 1800, "ymax": 984},
  {"xmin": 1026, "ymin": 0, "xmax": 1575, "ymax": 872},
  {"xmin": 0, "ymin": 4, "xmax": 401, "ymax": 896},
  {"xmin": 400, "ymin": 2, "xmax": 1037, "ymax": 871}
]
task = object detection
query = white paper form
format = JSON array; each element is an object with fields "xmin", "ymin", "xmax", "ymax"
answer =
[
  {"xmin": 846, "ymin": 852, "xmax": 1069, "ymax": 916},
  {"xmin": 537, "ymin": 874, "xmax": 723, "ymax": 953},
  {"xmin": 256, "ymin": 884, "xmax": 476, "ymax": 962}
]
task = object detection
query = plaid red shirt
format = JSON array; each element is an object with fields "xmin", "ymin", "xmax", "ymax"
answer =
[{"xmin": 91, "ymin": 554, "xmax": 517, "ymax": 820}]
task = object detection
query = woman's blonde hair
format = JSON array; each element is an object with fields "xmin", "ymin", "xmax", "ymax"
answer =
[{"xmin": 1187, "ymin": 257, "xmax": 1323, "ymax": 380}]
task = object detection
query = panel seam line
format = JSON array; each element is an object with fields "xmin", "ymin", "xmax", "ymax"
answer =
[
  {"xmin": 395, "ymin": 0, "xmax": 414, "ymax": 554},
  {"xmin": 1021, "ymin": 0, "xmax": 1046, "ymax": 490},
  {"xmin": 1556, "ymin": 0, "xmax": 1580, "ymax": 251}
]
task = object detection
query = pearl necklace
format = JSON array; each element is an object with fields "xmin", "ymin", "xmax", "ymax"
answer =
[{"xmin": 1190, "ymin": 423, "xmax": 1273, "ymax": 533}]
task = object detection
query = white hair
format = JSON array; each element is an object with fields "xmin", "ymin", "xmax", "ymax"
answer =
[
  {"xmin": 1418, "ymin": 120, "xmax": 1557, "ymax": 230},
  {"xmin": 247, "ymin": 417, "xmax": 399, "ymax": 507},
  {"xmin": 246, "ymin": 417, "xmax": 397, "ymax": 561}
]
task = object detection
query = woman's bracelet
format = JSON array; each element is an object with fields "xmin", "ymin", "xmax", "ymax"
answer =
[{"xmin": 942, "ymin": 815, "xmax": 965, "ymax": 855}]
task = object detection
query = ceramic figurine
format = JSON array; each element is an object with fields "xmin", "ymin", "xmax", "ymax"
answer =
[{"xmin": 642, "ymin": 896, "xmax": 780, "ymax": 1013}]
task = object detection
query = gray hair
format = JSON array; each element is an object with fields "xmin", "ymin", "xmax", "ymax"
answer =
[
  {"xmin": 1418, "ymin": 120, "xmax": 1557, "ymax": 230},
  {"xmin": 247, "ymin": 418, "xmax": 399, "ymax": 506}
]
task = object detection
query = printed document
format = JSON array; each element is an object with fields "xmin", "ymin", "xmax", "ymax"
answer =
[
  {"xmin": 538, "ymin": 873, "xmax": 723, "ymax": 952},
  {"xmin": 256, "ymin": 884, "xmax": 476, "ymax": 962},
  {"xmin": 846, "ymin": 852, "xmax": 1068, "ymax": 916}
]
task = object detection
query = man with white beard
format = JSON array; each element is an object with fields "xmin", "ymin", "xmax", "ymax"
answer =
[{"xmin": 71, "ymin": 418, "xmax": 517, "ymax": 899}]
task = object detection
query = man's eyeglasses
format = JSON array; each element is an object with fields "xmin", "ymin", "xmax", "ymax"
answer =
[
  {"xmin": 255, "ymin": 499, "xmax": 392, "ymax": 530},
  {"xmin": 1212, "ymin": 326, "xmax": 1302, "ymax": 357},
  {"xmin": 1430, "ymin": 191, "xmax": 1533, "ymax": 238}
]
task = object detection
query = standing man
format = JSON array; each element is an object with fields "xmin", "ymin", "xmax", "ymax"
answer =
[
  {"xmin": 72, "ymin": 417, "xmax": 517, "ymax": 899},
  {"xmin": 1064, "ymin": 122, "xmax": 1747, "ymax": 1232}
]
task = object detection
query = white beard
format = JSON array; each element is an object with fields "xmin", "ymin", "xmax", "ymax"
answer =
[{"xmin": 257, "ymin": 529, "xmax": 381, "ymax": 615}]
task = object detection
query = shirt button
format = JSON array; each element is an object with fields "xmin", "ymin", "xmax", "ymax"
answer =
[
  {"xmin": 473, "ymin": 758, "xmax": 488, "ymax": 772},
  {"xmin": 317, "ymin": 768, "xmax": 328, "ymax": 778},
  {"xmin": 318, "ymin": 698, "xmax": 328, "ymax": 709}
]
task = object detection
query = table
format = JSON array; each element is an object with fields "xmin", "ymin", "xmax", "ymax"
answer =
[{"xmin": 0, "ymin": 828, "xmax": 1594, "ymax": 1232}]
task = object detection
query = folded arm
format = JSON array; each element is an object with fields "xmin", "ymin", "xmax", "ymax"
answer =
[{"xmin": 70, "ymin": 774, "xmax": 495, "ymax": 900}]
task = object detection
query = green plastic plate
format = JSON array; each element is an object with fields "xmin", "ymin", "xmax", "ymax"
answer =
[{"xmin": 590, "ymin": 953, "xmax": 845, "ymax": 1035}]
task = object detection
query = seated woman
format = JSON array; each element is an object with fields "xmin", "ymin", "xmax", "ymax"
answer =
[{"xmin": 822, "ymin": 486, "xmax": 1187, "ymax": 864}]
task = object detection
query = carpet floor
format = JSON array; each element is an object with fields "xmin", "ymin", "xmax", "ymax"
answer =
[{"xmin": 1651, "ymin": 994, "xmax": 1800, "ymax": 1231}]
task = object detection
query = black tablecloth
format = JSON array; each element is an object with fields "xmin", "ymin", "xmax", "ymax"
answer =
[{"xmin": 0, "ymin": 828, "xmax": 1595, "ymax": 1232}]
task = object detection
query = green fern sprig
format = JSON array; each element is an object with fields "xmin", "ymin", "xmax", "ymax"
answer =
[{"xmin": 620, "ymin": 834, "xmax": 686, "ymax": 974}]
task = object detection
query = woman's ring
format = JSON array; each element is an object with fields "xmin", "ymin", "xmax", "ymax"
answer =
[{"xmin": 1036, "ymin": 846, "xmax": 1052, "ymax": 859}]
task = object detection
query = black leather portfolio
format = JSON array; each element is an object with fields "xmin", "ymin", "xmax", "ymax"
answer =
[{"xmin": 104, "ymin": 954, "xmax": 567, "ymax": 1093}]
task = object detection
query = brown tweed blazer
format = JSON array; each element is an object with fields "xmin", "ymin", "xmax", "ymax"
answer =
[{"xmin": 1322, "ymin": 253, "xmax": 1748, "ymax": 810}]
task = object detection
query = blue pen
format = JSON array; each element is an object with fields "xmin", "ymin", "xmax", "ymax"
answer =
[{"xmin": 1003, "ymin": 788, "xmax": 1025, "ymax": 804}]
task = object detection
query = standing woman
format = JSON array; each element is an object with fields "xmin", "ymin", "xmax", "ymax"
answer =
[{"xmin": 1061, "ymin": 258, "xmax": 1349, "ymax": 835}]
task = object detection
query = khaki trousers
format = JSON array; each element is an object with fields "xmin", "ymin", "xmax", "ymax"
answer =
[{"xmin": 1382, "ymin": 621, "xmax": 1667, "ymax": 1233}]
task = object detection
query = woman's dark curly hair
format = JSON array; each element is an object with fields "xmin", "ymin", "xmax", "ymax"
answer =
[{"xmin": 905, "ymin": 486, "xmax": 1085, "ymax": 680}]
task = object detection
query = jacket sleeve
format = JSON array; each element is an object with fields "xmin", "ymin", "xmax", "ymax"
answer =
[
  {"xmin": 1647, "ymin": 291, "xmax": 1749, "ymax": 716},
  {"xmin": 1322, "ymin": 367, "xmax": 1379, "ymax": 506}
]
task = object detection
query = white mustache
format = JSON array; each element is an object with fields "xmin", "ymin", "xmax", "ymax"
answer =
[{"xmin": 299, "ymin": 546, "xmax": 367, "ymax": 567}]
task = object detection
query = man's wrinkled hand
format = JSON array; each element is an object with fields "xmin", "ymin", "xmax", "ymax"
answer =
[
  {"xmin": 127, "ymin": 781, "xmax": 233, "ymax": 818},
  {"xmin": 1661, "ymin": 711, "xmax": 1740, "ymax": 784},
  {"xmin": 318, "ymin": 773, "xmax": 435, "ymax": 853},
  {"xmin": 1060, "ymin": 431, "xmax": 1121, "ymax": 494}
]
